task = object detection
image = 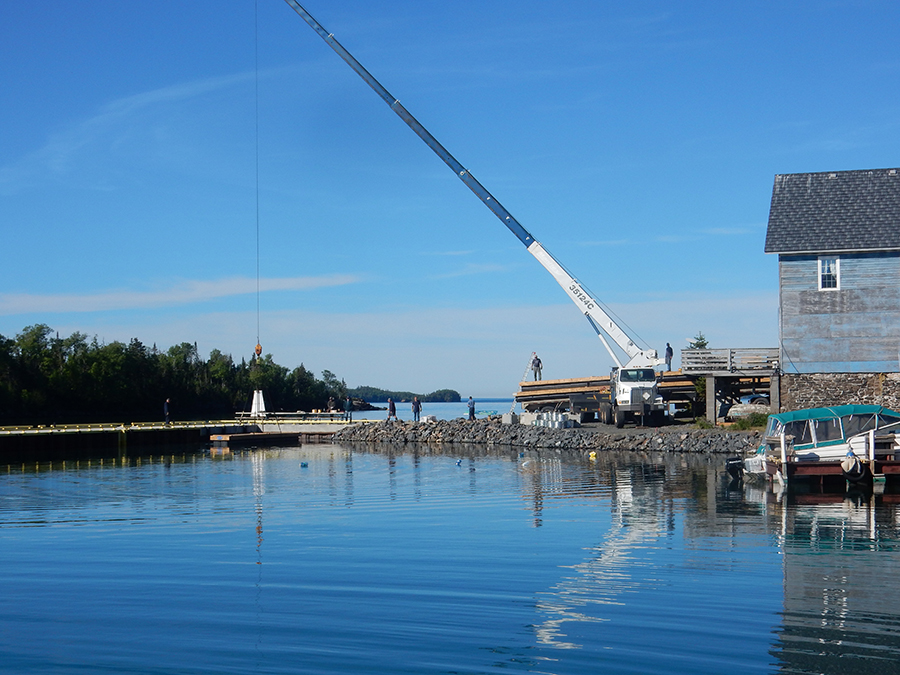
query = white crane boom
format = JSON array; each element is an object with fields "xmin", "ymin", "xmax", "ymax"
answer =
[{"xmin": 283, "ymin": 1, "xmax": 662, "ymax": 371}]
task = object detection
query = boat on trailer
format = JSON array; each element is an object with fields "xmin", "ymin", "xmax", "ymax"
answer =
[{"xmin": 732, "ymin": 405, "xmax": 900, "ymax": 485}]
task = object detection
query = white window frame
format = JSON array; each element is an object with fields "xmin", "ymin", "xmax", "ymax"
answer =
[{"xmin": 818, "ymin": 256, "xmax": 840, "ymax": 291}]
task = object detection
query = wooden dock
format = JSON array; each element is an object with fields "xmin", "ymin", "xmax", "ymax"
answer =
[
  {"xmin": 0, "ymin": 417, "xmax": 353, "ymax": 463},
  {"xmin": 210, "ymin": 431, "xmax": 302, "ymax": 447},
  {"xmin": 681, "ymin": 348, "xmax": 780, "ymax": 376},
  {"xmin": 682, "ymin": 348, "xmax": 780, "ymax": 422},
  {"xmin": 210, "ymin": 428, "xmax": 338, "ymax": 447},
  {"xmin": 788, "ymin": 461, "xmax": 900, "ymax": 478}
]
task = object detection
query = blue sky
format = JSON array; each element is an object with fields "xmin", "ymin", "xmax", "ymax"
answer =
[{"xmin": 2, "ymin": 1, "xmax": 899, "ymax": 398}]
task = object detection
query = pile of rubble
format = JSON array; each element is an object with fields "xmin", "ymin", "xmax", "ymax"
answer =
[{"xmin": 332, "ymin": 417, "xmax": 760, "ymax": 454}]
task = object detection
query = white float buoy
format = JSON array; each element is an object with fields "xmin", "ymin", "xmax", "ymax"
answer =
[{"xmin": 250, "ymin": 390, "xmax": 267, "ymax": 418}]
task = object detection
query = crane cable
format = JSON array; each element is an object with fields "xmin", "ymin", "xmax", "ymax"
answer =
[{"xmin": 254, "ymin": 0, "xmax": 262, "ymax": 360}]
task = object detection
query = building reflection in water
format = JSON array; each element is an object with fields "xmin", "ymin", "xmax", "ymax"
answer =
[{"xmin": 756, "ymin": 489, "xmax": 900, "ymax": 673}]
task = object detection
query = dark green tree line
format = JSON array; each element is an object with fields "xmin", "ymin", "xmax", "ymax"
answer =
[
  {"xmin": 347, "ymin": 386, "xmax": 460, "ymax": 403},
  {"xmin": 0, "ymin": 324, "xmax": 348, "ymax": 424}
]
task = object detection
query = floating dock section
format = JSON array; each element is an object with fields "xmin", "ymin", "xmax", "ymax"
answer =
[{"xmin": 0, "ymin": 416, "xmax": 355, "ymax": 464}]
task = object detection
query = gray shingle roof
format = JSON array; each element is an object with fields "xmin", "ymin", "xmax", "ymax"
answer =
[{"xmin": 765, "ymin": 168, "xmax": 900, "ymax": 254}]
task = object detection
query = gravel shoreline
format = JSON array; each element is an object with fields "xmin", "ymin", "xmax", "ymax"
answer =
[{"xmin": 333, "ymin": 417, "xmax": 759, "ymax": 455}]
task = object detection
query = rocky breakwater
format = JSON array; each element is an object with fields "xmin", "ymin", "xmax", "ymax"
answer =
[{"xmin": 332, "ymin": 418, "xmax": 760, "ymax": 454}]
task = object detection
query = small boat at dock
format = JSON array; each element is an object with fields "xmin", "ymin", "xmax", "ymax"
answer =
[{"xmin": 732, "ymin": 405, "xmax": 900, "ymax": 486}]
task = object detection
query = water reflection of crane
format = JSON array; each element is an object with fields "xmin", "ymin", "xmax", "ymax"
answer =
[
  {"xmin": 519, "ymin": 455, "xmax": 563, "ymax": 527},
  {"xmin": 528, "ymin": 460, "xmax": 672, "ymax": 649},
  {"xmin": 251, "ymin": 450, "xmax": 266, "ymax": 663},
  {"xmin": 253, "ymin": 451, "xmax": 265, "ymax": 564}
]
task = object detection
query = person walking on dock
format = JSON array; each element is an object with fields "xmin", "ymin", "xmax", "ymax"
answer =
[
  {"xmin": 164, "ymin": 398, "xmax": 170, "ymax": 425},
  {"xmin": 664, "ymin": 343, "xmax": 674, "ymax": 372},
  {"xmin": 387, "ymin": 398, "xmax": 397, "ymax": 422},
  {"xmin": 531, "ymin": 354, "xmax": 542, "ymax": 381},
  {"xmin": 344, "ymin": 395, "xmax": 353, "ymax": 422},
  {"xmin": 412, "ymin": 396, "xmax": 422, "ymax": 422},
  {"xmin": 467, "ymin": 396, "xmax": 476, "ymax": 421}
]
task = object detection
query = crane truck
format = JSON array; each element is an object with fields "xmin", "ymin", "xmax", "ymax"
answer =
[{"xmin": 284, "ymin": 1, "xmax": 667, "ymax": 427}]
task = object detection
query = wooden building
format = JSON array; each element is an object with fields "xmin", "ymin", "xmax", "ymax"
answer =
[{"xmin": 765, "ymin": 167, "xmax": 900, "ymax": 410}]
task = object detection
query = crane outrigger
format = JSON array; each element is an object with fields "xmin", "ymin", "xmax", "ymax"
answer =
[{"xmin": 284, "ymin": 1, "xmax": 666, "ymax": 426}]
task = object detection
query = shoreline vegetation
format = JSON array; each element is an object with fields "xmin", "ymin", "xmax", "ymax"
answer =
[
  {"xmin": 347, "ymin": 386, "xmax": 460, "ymax": 403},
  {"xmin": 0, "ymin": 324, "xmax": 457, "ymax": 425}
]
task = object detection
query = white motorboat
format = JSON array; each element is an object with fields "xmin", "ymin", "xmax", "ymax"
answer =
[{"xmin": 734, "ymin": 405, "xmax": 900, "ymax": 484}]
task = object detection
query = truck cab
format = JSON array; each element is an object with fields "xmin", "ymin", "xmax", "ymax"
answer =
[{"xmin": 610, "ymin": 367, "xmax": 666, "ymax": 427}]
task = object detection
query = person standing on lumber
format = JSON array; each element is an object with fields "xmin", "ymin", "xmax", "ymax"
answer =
[{"xmin": 531, "ymin": 354, "xmax": 542, "ymax": 381}]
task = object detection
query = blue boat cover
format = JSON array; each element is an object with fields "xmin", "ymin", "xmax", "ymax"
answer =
[{"xmin": 770, "ymin": 404, "xmax": 900, "ymax": 424}]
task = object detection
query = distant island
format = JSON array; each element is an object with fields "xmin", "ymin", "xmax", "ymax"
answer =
[{"xmin": 347, "ymin": 386, "xmax": 460, "ymax": 403}]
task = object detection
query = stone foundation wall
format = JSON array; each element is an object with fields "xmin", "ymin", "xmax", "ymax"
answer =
[{"xmin": 780, "ymin": 372, "xmax": 900, "ymax": 411}]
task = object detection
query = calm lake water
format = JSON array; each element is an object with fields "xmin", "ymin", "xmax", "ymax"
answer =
[
  {"xmin": 2, "ymin": 443, "xmax": 900, "ymax": 674},
  {"xmin": 352, "ymin": 399, "xmax": 514, "ymax": 422}
]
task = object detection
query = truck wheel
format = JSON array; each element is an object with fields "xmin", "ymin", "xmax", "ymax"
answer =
[
  {"xmin": 599, "ymin": 403, "xmax": 612, "ymax": 425},
  {"xmin": 614, "ymin": 408, "xmax": 625, "ymax": 428}
]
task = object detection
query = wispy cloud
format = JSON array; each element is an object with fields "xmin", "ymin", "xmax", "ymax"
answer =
[
  {"xmin": 580, "ymin": 238, "xmax": 631, "ymax": 247},
  {"xmin": 422, "ymin": 250, "xmax": 476, "ymax": 256},
  {"xmin": 582, "ymin": 225, "xmax": 762, "ymax": 246},
  {"xmin": 701, "ymin": 225, "xmax": 762, "ymax": 236},
  {"xmin": 429, "ymin": 263, "xmax": 508, "ymax": 279},
  {"xmin": 0, "ymin": 70, "xmax": 255, "ymax": 194},
  {"xmin": 50, "ymin": 290, "xmax": 777, "ymax": 395},
  {"xmin": 0, "ymin": 274, "xmax": 359, "ymax": 316}
]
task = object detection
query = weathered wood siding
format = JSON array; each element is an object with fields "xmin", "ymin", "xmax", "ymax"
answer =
[{"xmin": 780, "ymin": 251, "xmax": 900, "ymax": 373}]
